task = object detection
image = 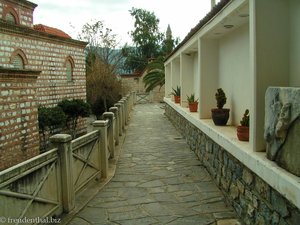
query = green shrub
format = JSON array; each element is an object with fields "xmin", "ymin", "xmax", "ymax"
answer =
[
  {"xmin": 38, "ymin": 106, "xmax": 66, "ymax": 151},
  {"xmin": 91, "ymin": 97, "xmax": 117, "ymax": 119},
  {"xmin": 58, "ymin": 99, "xmax": 91, "ymax": 138}
]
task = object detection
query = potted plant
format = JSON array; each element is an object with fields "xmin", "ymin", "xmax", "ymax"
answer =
[
  {"xmin": 211, "ymin": 88, "xmax": 230, "ymax": 126},
  {"xmin": 237, "ymin": 109, "xmax": 249, "ymax": 141},
  {"xmin": 187, "ymin": 94, "xmax": 198, "ymax": 112},
  {"xmin": 172, "ymin": 86, "xmax": 181, "ymax": 103}
]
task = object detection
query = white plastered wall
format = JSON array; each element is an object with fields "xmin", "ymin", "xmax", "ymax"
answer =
[
  {"xmin": 253, "ymin": 0, "xmax": 290, "ymax": 151},
  {"xmin": 165, "ymin": 63, "xmax": 172, "ymax": 97},
  {"xmin": 171, "ymin": 59, "xmax": 180, "ymax": 97},
  {"xmin": 218, "ymin": 23, "xmax": 250, "ymax": 125},
  {"xmin": 199, "ymin": 38, "xmax": 219, "ymax": 119},
  {"xmin": 193, "ymin": 53, "xmax": 200, "ymax": 101},
  {"xmin": 181, "ymin": 53, "xmax": 196, "ymax": 107},
  {"xmin": 289, "ymin": 0, "xmax": 300, "ymax": 86}
]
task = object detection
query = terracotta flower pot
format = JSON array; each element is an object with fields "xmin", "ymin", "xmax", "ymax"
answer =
[
  {"xmin": 188, "ymin": 102, "xmax": 198, "ymax": 112},
  {"xmin": 237, "ymin": 126, "xmax": 249, "ymax": 141},
  {"xmin": 174, "ymin": 95, "xmax": 180, "ymax": 103},
  {"xmin": 211, "ymin": 108, "xmax": 230, "ymax": 126}
]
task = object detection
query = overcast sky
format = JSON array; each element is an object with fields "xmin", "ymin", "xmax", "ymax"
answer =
[{"xmin": 33, "ymin": 0, "xmax": 220, "ymax": 46}]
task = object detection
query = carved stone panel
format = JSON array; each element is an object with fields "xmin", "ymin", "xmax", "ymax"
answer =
[{"xmin": 264, "ymin": 87, "xmax": 300, "ymax": 176}]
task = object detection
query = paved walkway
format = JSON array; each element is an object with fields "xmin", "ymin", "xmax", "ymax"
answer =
[{"xmin": 67, "ymin": 104, "xmax": 241, "ymax": 225}]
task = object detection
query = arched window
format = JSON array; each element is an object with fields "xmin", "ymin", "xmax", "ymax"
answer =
[
  {"xmin": 66, "ymin": 61, "xmax": 73, "ymax": 81},
  {"xmin": 65, "ymin": 56, "xmax": 75, "ymax": 82},
  {"xmin": 3, "ymin": 7, "xmax": 19, "ymax": 25},
  {"xmin": 5, "ymin": 13, "xmax": 16, "ymax": 24},
  {"xmin": 10, "ymin": 49, "xmax": 28, "ymax": 69},
  {"xmin": 12, "ymin": 55, "xmax": 24, "ymax": 69}
]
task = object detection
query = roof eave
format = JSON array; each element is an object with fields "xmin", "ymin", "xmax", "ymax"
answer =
[
  {"xmin": 0, "ymin": 21, "xmax": 88, "ymax": 47},
  {"xmin": 165, "ymin": 0, "xmax": 231, "ymax": 62}
]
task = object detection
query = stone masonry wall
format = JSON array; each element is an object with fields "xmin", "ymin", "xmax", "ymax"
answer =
[
  {"xmin": 121, "ymin": 76, "xmax": 165, "ymax": 103},
  {"xmin": 0, "ymin": 0, "xmax": 35, "ymax": 27},
  {"xmin": 121, "ymin": 77, "xmax": 141, "ymax": 94},
  {"xmin": 0, "ymin": 32, "xmax": 87, "ymax": 106},
  {"xmin": 0, "ymin": 23, "xmax": 87, "ymax": 170},
  {"xmin": 165, "ymin": 104, "xmax": 300, "ymax": 225},
  {"xmin": 0, "ymin": 70, "xmax": 40, "ymax": 170}
]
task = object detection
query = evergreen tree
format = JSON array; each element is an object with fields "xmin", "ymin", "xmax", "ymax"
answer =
[
  {"xmin": 161, "ymin": 24, "xmax": 177, "ymax": 56},
  {"xmin": 143, "ymin": 25, "xmax": 179, "ymax": 92}
]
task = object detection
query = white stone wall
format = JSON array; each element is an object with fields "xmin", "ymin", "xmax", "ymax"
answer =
[{"xmin": 218, "ymin": 23, "xmax": 250, "ymax": 125}]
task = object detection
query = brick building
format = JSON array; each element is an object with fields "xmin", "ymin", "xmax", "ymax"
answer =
[{"xmin": 0, "ymin": 0, "xmax": 87, "ymax": 170}]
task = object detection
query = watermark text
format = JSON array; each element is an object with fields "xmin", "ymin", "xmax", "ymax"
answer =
[{"xmin": 0, "ymin": 217, "xmax": 61, "ymax": 224}]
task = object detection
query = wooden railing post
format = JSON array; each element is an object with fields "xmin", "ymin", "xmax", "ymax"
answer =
[
  {"xmin": 103, "ymin": 112, "xmax": 115, "ymax": 159},
  {"xmin": 50, "ymin": 134, "xmax": 74, "ymax": 213},
  {"xmin": 109, "ymin": 107, "xmax": 119, "ymax": 145},
  {"xmin": 93, "ymin": 120, "xmax": 109, "ymax": 179}
]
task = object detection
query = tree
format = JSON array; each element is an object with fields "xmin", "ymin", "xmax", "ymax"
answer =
[
  {"xmin": 78, "ymin": 20, "xmax": 123, "ymax": 117},
  {"xmin": 38, "ymin": 106, "xmax": 66, "ymax": 151},
  {"xmin": 58, "ymin": 99, "xmax": 91, "ymax": 138},
  {"xmin": 86, "ymin": 53, "xmax": 122, "ymax": 118},
  {"xmin": 78, "ymin": 20, "xmax": 118, "ymax": 64},
  {"xmin": 143, "ymin": 25, "xmax": 179, "ymax": 92},
  {"xmin": 143, "ymin": 56, "xmax": 165, "ymax": 92},
  {"xmin": 161, "ymin": 25, "xmax": 179, "ymax": 56},
  {"xmin": 122, "ymin": 8, "xmax": 164, "ymax": 72}
]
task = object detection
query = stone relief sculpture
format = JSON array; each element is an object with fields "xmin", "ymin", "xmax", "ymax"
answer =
[
  {"xmin": 264, "ymin": 87, "xmax": 300, "ymax": 176},
  {"xmin": 275, "ymin": 103, "xmax": 291, "ymax": 140}
]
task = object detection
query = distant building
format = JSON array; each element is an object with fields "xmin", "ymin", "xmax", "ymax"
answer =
[
  {"xmin": 0, "ymin": 0, "xmax": 87, "ymax": 170},
  {"xmin": 120, "ymin": 69, "xmax": 165, "ymax": 103}
]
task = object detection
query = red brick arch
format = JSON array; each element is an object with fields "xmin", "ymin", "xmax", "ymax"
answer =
[
  {"xmin": 64, "ymin": 55, "xmax": 75, "ymax": 68},
  {"xmin": 3, "ymin": 6, "xmax": 20, "ymax": 25},
  {"xmin": 9, "ymin": 49, "xmax": 28, "ymax": 66},
  {"xmin": 64, "ymin": 55, "xmax": 75, "ymax": 81}
]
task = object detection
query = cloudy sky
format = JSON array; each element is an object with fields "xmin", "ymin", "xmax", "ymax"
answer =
[{"xmin": 33, "ymin": 0, "xmax": 220, "ymax": 46}]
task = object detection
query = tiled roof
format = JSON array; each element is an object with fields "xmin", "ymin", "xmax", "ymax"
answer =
[
  {"xmin": 0, "ymin": 20, "xmax": 87, "ymax": 47},
  {"xmin": 33, "ymin": 24, "xmax": 71, "ymax": 39},
  {"xmin": 165, "ymin": 0, "xmax": 231, "ymax": 61},
  {"xmin": 119, "ymin": 70, "xmax": 144, "ymax": 78}
]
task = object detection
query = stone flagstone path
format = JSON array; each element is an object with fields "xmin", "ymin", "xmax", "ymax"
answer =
[{"xmin": 67, "ymin": 104, "xmax": 241, "ymax": 225}]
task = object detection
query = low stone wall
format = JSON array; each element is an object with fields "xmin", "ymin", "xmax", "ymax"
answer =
[{"xmin": 165, "ymin": 104, "xmax": 300, "ymax": 225}]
